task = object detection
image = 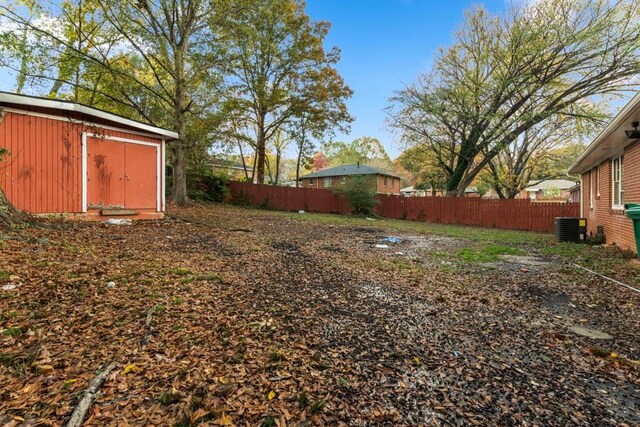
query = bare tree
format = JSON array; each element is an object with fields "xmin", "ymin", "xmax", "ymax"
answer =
[{"xmin": 389, "ymin": 0, "xmax": 640, "ymax": 196}]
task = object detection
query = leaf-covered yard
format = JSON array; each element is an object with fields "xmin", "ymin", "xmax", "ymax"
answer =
[{"xmin": 1, "ymin": 204, "xmax": 639, "ymax": 426}]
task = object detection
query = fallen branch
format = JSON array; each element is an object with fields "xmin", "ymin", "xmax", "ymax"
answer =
[
  {"xmin": 140, "ymin": 305, "xmax": 156, "ymax": 347},
  {"xmin": 268, "ymin": 375, "xmax": 292, "ymax": 381},
  {"xmin": 66, "ymin": 361, "xmax": 117, "ymax": 427}
]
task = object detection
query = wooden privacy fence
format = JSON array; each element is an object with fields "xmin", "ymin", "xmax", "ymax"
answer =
[{"xmin": 228, "ymin": 182, "xmax": 580, "ymax": 233}]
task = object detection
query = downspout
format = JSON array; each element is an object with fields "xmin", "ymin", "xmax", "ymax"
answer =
[{"xmin": 579, "ymin": 175, "xmax": 584, "ymax": 218}]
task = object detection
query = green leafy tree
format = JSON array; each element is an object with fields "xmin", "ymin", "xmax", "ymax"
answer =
[
  {"xmin": 325, "ymin": 137, "xmax": 391, "ymax": 167},
  {"xmin": 389, "ymin": 0, "xmax": 640, "ymax": 196},
  {"xmin": 396, "ymin": 145, "xmax": 447, "ymax": 192},
  {"xmin": 333, "ymin": 175, "xmax": 378, "ymax": 216},
  {"xmin": 215, "ymin": 0, "xmax": 353, "ymax": 184}
]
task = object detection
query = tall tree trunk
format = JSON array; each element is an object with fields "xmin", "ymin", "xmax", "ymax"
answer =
[
  {"xmin": 251, "ymin": 149, "xmax": 258, "ymax": 184},
  {"xmin": 256, "ymin": 114, "xmax": 266, "ymax": 184},
  {"xmin": 238, "ymin": 141, "xmax": 249, "ymax": 180},
  {"xmin": 274, "ymin": 151, "xmax": 281, "ymax": 185},
  {"xmin": 171, "ymin": 143, "xmax": 188, "ymax": 204},
  {"xmin": 295, "ymin": 119, "xmax": 305, "ymax": 188},
  {"xmin": 170, "ymin": 47, "xmax": 189, "ymax": 205},
  {"xmin": 265, "ymin": 156, "xmax": 274, "ymax": 184},
  {"xmin": 295, "ymin": 147, "xmax": 302, "ymax": 188}
]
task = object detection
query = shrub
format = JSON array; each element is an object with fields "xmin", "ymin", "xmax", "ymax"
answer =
[
  {"xmin": 166, "ymin": 165, "xmax": 230, "ymax": 202},
  {"xmin": 187, "ymin": 169, "xmax": 230, "ymax": 202},
  {"xmin": 232, "ymin": 191, "xmax": 252, "ymax": 206},
  {"xmin": 332, "ymin": 175, "xmax": 378, "ymax": 215}
]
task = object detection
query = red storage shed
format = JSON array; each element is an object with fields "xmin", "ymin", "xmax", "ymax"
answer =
[{"xmin": 0, "ymin": 92, "xmax": 178, "ymax": 220}]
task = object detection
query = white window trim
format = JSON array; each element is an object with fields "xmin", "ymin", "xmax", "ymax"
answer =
[
  {"xmin": 323, "ymin": 177, "xmax": 333, "ymax": 188},
  {"xmin": 612, "ymin": 155, "xmax": 624, "ymax": 210}
]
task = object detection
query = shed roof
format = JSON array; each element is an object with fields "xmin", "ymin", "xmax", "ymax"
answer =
[
  {"xmin": 569, "ymin": 90, "xmax": 640, "ymax": 174},
  {"xmin": 0, "ymin": 91, "xmax": 179, "ymax": 139},
  {"xmin": 300, "ymin": 164, "xmax": 399, "ymax": 179}
]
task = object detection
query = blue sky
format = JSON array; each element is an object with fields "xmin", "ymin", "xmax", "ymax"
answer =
[
  {"xmin": 0, "ymin": 0, "xmax": 508, "ymax": 159},
  {"xmin": 305, "ymin": 0, "xmax": 506, "ymax": 158}
]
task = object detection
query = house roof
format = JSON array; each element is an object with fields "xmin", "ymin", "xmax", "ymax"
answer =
[
  {"xmin": 401, "ymin": 186, "xmax": 418, "ymax": 192},
  {"xmin": 569, "ymin": 91, "xmax": 640, "ymax": 174},
  {"xmin": 0, "ymin": 91, "xmax": 179, "ymax": 139},
  {"xmin": 210, "ymin": 158, "xmax": 246, "ymax": 170},
  {"xmin": 524, "ymin": 179, "xmax": 577, "ymax": 191},
  {"xmin": 300, "ymin": 164, "xmax": 400, "ymax": 179}
]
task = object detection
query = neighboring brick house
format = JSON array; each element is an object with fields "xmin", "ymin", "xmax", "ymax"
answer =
[
  {"xmin": 299, "ymin": 163, "xmax": 401, "ymax": 194},
  {"xmin": 517, "ymin": 179, "xmax": 577, "ymax": 201},
  {"xmin": 568, "ymin": 91, "xmax": 640, "ymax": 253}
]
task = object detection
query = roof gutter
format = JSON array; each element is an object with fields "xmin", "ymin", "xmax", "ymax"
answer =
[{"xmin": 568, "ymin": 91, "xmax": 640, "ymax": 175}]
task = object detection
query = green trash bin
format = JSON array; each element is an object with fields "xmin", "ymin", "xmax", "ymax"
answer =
[{"xmin": 625, "ymin": 203, "xmax": 640, "ymax": 259}]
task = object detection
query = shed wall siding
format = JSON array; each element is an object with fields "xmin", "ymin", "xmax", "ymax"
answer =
[{"xmin": 0, "ymin": 110, "xmax": 162, "ymax": 214}]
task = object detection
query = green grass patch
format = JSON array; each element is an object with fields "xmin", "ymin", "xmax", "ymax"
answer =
[
  {"xmin": 2, "ymin": 326, "xmax": 24, "ymax": 337},
  {"xmin": 0, "ymin": 270, "xmax": 10, "ymax": 281},
  {"xmin": 268, "ymin": 349, "xmax": 285, "ymax": 362},
  {"xmin": 456, "ymin": 244, "xmax": 521, "ymax": 263},
  {"xmin": 170, "ymin": 267, "xmax": 193, "ymax": 276}
]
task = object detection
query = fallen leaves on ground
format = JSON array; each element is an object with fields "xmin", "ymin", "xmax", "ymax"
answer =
[{"xmin": 0, "ymin": 203, "xmax": 639, "ymax": 426}]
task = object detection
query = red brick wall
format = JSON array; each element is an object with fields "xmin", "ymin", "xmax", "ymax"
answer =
[
  {"xmin": 581, "ymin": 140, "xmax": 639, "ymax": 253},
  {"xmin": 376, "ymin": 175, "xmax": 400, "ymax": 194}
]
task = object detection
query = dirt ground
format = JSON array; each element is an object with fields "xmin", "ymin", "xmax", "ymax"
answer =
[{"xmin": 1, "ymin": 204, "xmax": 639, "ymax": 426}]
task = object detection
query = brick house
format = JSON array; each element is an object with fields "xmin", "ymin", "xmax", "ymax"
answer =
[
  {"xmin": 299, "ymin": 163, "xmax": 401, "ymax": 195},
  {"xmin": 568, "ymin": 91, "xmax": 640, "ymax": 253}
]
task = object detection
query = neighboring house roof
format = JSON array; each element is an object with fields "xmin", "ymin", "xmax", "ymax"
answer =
[
  {"xmin": 300, "ymin": 164, "xmax": 400, "ymax": 179},
  {"xmin": 465, "ymin": 187, "xmax": 478, "ymax": 193},
  {"xmin": 524, "ymin": 179, "xmax": 576, "ymax": 191},
  {"xmin": 400, "ymin": 186, "xmax": 418, "ymax": 192},
  {"xmin": 568, "ymin": 183, "xmax": 581, "ymax": 192},
  {"xmin": 210, "ymin": 158, "xmax": 247, "ymax": 171},
  {"xmin": 0, "ymin": 91, "xmax": 179, "ymax": 139},
  {"xmin": 569, "ymin": 90, "xmax": 640, "ymax": 174}
]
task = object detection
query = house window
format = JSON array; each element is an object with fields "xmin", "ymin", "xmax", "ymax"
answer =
[
  {"xmin": 612, "ymin": 155, "xmax": 624, "ymax": 209},
  {"xmin": 308, "ymin": 178, "xmax": 315, "ymax": 186},
  {"xmin": 596, "ymin": 166, "xmax": 600, "ymax": 197},
  {"xmin": 323, "ymin": 177, "xmax": 333, "ymax": 188},
  {"xmin": 391, "ymin": 178, "xmax": 395, "ymax": 189},
  {"xmin": 384, "ymin": 176, "xmax": 388, "ymax": 187},
  {"xmin": 339, "ymin": 176, "xmax": 346, "ymax": 185}
]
